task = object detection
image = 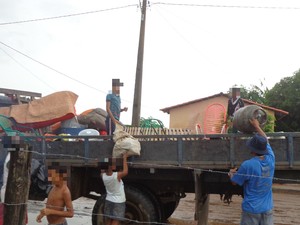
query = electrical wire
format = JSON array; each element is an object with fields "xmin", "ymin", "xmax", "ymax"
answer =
[
  {"xmin": 0, "ymin": 38, "xmax": 144, "ymax": 105},
  {"xmin": 150, "ymin": 2, "xmax": 300, "ymax": 10},
  {"xmin": 1, "ymin": 1, "xmax": 299, "ymax": 121},
  {"xmin": 0, "ymin": 4, "xmax": 139, "ymax": 26},
  {"xmin": 0, "ymin": 41, "xmax": 107, "ymax": 95},
  {"xmin": 0, "ymin": 1, "xmax": 299, "ymax": 28},
  {"xmin": 0, "ymin": 46, "xmax": 56, "ymax": 92}
]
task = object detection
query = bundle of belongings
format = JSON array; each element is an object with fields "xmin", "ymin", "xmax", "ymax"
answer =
[
  {"xmin": 77, "ymin": 108, "xmax": 107, "ymax": 131},
  {"xmin": 0, "ymin": 91, "xmax": 78, "ymax": 129},
  {"xmin": 0, "ymin": 90, "xmax": 109, "ymax": 138},
  {"xmin": 112, "ymin": 124, "xmax": 141, "ymax": 157}
]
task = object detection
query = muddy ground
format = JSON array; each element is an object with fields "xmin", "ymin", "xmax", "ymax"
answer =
[
  {"xmin": 27, "ymin": 184, "xmax": 300, "ymax": 225},
  {"xmin": 168, "ymin": 184, "xmax": 300, "ymax": 225}
]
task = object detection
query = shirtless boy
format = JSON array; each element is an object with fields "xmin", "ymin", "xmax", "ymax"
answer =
[{"xmin": 36, "ymin": 166, "xmax": 74, "ymax": 225}]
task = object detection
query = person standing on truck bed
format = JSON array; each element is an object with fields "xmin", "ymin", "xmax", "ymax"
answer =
[
  {"xmin": 36, "ymin": 165, "xmax": 74, "ymax": 225},
  {"xmin": 105, "ymin": 79, "xmax": 128, "ymax": 135},
  {"xmin": 228, "ymin": 118, "xmax": 275, "ymax": 225},
  {"xmin": 227, "ymin": 86, "xmax": 244, "ymax": 133},
  {"xmin": 101, "ymin": 153, "xmax": 128, "ymax": 225}
]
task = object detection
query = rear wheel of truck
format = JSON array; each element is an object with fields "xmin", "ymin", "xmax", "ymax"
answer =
[
  {"xmin": 92, "ymin": 194, "xmax": 106, "ymax": 225},
  {"xmin": 91, "ymin": 185, "xmax": 158, "ymax": 225},
  {"xmin": 161, "ymin": 199, "xmax": 180, "ymax": 221}
]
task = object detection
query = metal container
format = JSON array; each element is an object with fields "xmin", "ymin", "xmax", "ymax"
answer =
[{"xmin": 233, "ymin": 105, "xmax": 267, "ymax": 133}]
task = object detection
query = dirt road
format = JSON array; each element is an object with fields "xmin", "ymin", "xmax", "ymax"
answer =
[
  {"xmin": 169, "ymin": 184, "xmax": 300, "ymax": 225},
  {"xmin": 27, "ymin": 184, "xmax": 300, "ymax": 225}
]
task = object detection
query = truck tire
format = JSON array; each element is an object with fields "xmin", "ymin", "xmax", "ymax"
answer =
[
  {"xmin": 161, "ymin": 200, "xmax": 179, "ymax": 221},
  {"xmin": 124, "ymin": 185, "xmax": 158, "ymax": 223},
  {"xmin": 91, "ymin": 185, "xmax": 158, "ymax": 225},
  {"xmin": 91, "ymin": 194, "xmax": 106, "ymax": 225}
]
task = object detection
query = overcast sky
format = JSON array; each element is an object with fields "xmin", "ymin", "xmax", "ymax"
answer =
[{"xmin": 1, "ymin": 0, "xmax": 299, "ymax": 127}]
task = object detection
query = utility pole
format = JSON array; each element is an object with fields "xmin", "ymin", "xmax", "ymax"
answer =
[
  {"xmin": 132, "ymin": 0, "xmax": 147, "ymax": 126},
  {"xmin": 3, "ymin": 141, "xmax": 32, "ymax": 225}
]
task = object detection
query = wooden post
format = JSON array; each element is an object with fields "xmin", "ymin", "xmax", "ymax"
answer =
[
  {"xmin": 4, "ymin": 145, "xmax": 32, "ymax": 225},
  {"xmin": 194, "ymin": 169, "xmax": 209, "ymax": 225},
  {"xmin": 132, "ymin": 0, "xmax": 147, "ymax": 126}
]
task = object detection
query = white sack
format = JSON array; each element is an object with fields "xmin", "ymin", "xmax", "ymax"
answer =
[{"xmin": 112, "ymin": 124, "xmax": 141, "ymax": 157}]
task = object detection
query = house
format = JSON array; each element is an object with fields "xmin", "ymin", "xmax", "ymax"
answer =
[{"xmin": 160, "ymin": 92, "xmax": 289, "ymax": 133}]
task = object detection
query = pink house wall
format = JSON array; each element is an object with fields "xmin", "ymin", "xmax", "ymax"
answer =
[
  {"xmin": 167, "ymin": 96, "xmax": 276, "ymax": 133},
  {"xmin": 169, "ymin": 96, "xmax": 229, "ymax": 133}
]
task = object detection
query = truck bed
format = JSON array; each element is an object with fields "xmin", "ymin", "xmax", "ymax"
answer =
[
  {"xmin": 34, "ymin": 132, "xmax": 300, "ymax": 170},
  {"xmin": 28, "ymin": 132, "xmax": 300, "ymax": 200}
]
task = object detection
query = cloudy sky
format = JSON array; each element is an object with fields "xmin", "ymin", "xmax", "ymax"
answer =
[{"xmin": 1, "ymin": 0, "xmax": 299, "ymax": 127}]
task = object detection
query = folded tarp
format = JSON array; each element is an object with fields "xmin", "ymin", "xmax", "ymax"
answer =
[{"xmin": 0, "ymin": 91, "xmax": 78, "ymax": 129}]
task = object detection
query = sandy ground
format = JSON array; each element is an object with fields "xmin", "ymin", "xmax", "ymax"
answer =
[
  {"xmin": 169, "ymin": 184, "xmax": 300, "ymax": 225},
  {"xmin": 26, "ymin": 184, "xmax": 300, "ymax": 225}
]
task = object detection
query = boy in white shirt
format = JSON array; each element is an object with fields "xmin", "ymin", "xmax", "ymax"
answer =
[{"xmin": 101, "ymin": 153, "xmax": 128, "ymax": 225}]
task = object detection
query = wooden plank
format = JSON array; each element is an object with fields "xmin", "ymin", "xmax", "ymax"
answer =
[{"xmin": 123, "ymin": 127, "xmax": 192, "ymax": 141}]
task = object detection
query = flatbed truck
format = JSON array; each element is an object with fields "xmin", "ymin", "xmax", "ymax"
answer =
[{"xmin": 25, "ymin": 131, "xmax": 300, "ymax": 225}]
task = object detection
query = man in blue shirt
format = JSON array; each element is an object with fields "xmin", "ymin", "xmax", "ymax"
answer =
[
  {"xmin": 228, "ymin": 118, "xmax": 275, "ymax": 225},
  {"xmin": 105, "ymin": 79, "xmax": 128, "ymax": 135}
]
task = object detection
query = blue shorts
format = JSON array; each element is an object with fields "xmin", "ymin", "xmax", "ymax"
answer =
[
  {"xmin": 241, "ymin": 210, "xmax": 273, "ymax": 225},
  {"xmin": 104, "ymin": 200, "xmax": 125, "ymax": 221}
]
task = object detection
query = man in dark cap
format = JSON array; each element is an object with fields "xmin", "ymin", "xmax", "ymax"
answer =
[
  {"xmin": 228, "ymin": 118, "xmax": 275, "ymax": 225},
  {"xmin": 227, "ymin": 86, "xmax": 244, "ymax": 133},
  {"xmin": 105, "ymin": 79, "xmax": 128, "ymax": 135}
]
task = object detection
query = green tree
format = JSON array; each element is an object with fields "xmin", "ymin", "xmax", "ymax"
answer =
[
  {"xmin": 239, "ymin": 79, "xmax": 269, "ymax": 104},
  {"xmin": 265, "ymin": 69, "xmax": 300, "ymax": 131}
]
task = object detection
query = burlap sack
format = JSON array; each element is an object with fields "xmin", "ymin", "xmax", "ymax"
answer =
[{"xmin": 112, "ymin": 124, "xmax": 141, "ymax": 157}]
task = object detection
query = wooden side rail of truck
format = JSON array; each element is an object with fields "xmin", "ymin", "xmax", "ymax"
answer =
[{"xmin": 24, "ymin": 131, "xmax": 300, "ymax": 225}]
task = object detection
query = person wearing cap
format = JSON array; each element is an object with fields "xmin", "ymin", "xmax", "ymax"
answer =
[
  {"xmin": 227, "ymin": 87, "xmax": 244, "ymax": 133},
  {"xmin": 228, "ymin": 118, "xmax": 275, "ymax": 225},
  {"xmin": 105, "ymin": 79, "xmax": 128, "ymax": 135}
]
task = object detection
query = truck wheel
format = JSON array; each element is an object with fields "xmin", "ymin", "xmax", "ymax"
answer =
[
  {"xmin": 125, "ymin": 185, "xmax": 158, "ymax": 223},
  {"xmin": 161, "ymin": 200, "xmax": 179, "ymax": 221},
  {"xmin": 91, "ymin": 186, "xmax": 158, "ymax": 225},
  {"xmin": 91, "ymin": 194, "xmax": 106, "ymax": 225}
]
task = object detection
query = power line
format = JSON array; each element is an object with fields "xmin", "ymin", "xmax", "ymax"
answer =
[
  {"xmin": 0, "ymin": 4, "xmax": 138, "ymax": 26},
  {"xmin": 0, "ymin": 2, "xmax": 298, "ymax": 27},
  {"xmin": 0, "ymin": 46, "xmax": 56, "ymax": 91},
  {"xmin": 0, "ymin": 41, "xmax": 107, "ymax": 94},
  {"xmin": 0, "ymin": 40, "xmax": 155, "ymax": 113},
  {"xmin": 151, "ymin": 2, "xmax": 300, "ymax": 10}
]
